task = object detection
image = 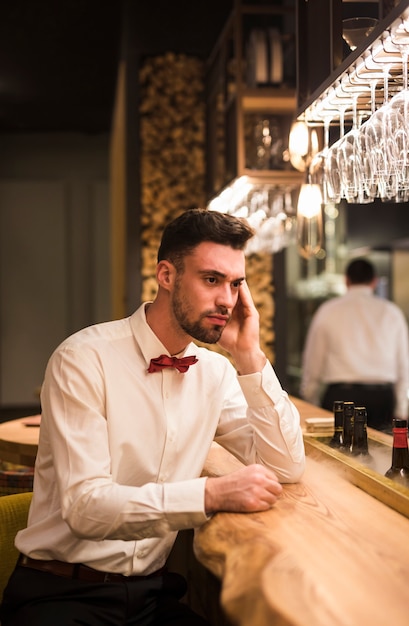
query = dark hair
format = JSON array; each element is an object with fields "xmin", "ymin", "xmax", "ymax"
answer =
[
  {"xmin": 346, "ymin": 258, "xmax": 376, "ymax": 284},
  {"xmin": 157, "ymin": 208, "xmax": 254, "ymax": 267}
]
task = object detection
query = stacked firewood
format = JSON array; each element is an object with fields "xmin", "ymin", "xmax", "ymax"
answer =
[
  {"xmin": 139, "ymin": 52, "xmax": 206, "ymax": 304},
  {"xmin": 247, "ymin": 254, "xmax": 275, "ymax": 361},
  {"xmin": 139, "ymin": 52, "xmax": 275, "ymax": 362}
]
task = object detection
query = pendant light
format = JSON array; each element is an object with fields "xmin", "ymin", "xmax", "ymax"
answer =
[{"xmin": 296, "ymin": 183, "xmax": 323, "ymax": 259}]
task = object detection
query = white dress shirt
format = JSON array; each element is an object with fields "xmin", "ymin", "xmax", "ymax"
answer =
[
  {"xmin": 301, "ymin": 286, "xmax": 409, "ymax": 416},
  {"xmin": 16, "ymin": 304, "xmax": 305, "ymax": 575}
]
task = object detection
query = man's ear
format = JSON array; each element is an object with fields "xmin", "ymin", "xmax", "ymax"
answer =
[{"xmin": 156, "ymin": 260, "xmax": 176, "ymax": 291}]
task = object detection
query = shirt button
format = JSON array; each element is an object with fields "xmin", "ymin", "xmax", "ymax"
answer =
[{"xmin": 137, "ymin": 550, "xmax": 147, "ymax": 558}]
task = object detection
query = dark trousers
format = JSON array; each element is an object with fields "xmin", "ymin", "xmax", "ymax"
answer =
[
  {"xmin": 322, "ymin": 383, "xmax": 395, "ymax": 433},
  {"xmin": 0, "ymin": 565, "xmax": 210, "ymax": 626}
]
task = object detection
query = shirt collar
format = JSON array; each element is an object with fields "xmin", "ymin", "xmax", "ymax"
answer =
[
  {"xmin": 129, "ymin": 303, "xmax": 197, "ymax": 368},
  {"xmin": 347, "ymin": 285, "xmax": 373, "ymax": 296}
]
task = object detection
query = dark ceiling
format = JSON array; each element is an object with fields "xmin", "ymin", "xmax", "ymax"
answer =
[{"xmin": 0, "ymin": 0, "xmax": 233, "ymax": 133}]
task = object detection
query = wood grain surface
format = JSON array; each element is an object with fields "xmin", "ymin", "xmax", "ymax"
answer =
[{"xmin": 195, "ymin": 397, "xmax": 409, "ymax": 626}]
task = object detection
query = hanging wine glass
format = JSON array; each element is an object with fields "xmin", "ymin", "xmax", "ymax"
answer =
[
  {"xmin": 349, "ymin": 56, "xmax": 382, "ymax": 200},
  {"xmin": 356, "ymin": 80, "xmax": 379, "ymax": 201},
  {"xmin": 337, "ymin": 94, "xmax": 373, "ymax": 203},
  {"xmin": 356, "ymin": 126, "xmax": 378, "ymax": 201},
  {"xmin": 325, "ymin": 103, "xmax": 348, "ymax": 203},
  {"xmin": 363, "ymin": 55, "xmax": 399, "ymax": 200},
  {"xmin": 385, "ymin": 20, "xmax": 409, "ymax": 200},
  {"xmin": 309, "ymin": 113, "xmax": 333, "ymax": 204}
]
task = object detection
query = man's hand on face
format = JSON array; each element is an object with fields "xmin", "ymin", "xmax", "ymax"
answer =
[{"xmin": 217, "ymin": 281, "xmax": 266, "ymax": 374}]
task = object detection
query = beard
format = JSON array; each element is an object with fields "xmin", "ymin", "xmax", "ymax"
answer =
[{"xmin": 171, "ymin": 279, "xmax": 228, "ymax": 344}]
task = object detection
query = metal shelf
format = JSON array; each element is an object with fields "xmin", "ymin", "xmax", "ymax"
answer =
[
  {"xmin": 205, "ymin": 0, "xmax": 301, "ymax": 200},
  {"xmin": 297, "ymin": 0, "xmax": 409, "ymax": 126}
]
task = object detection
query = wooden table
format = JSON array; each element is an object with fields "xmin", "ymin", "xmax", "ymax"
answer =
[
  {"xmin": 0, "ymin": 416, "xmax": 40, "ymax": 466},
  {"xmin": 194, "ymin": 396, "xmax": 409, "ymax": 626}
]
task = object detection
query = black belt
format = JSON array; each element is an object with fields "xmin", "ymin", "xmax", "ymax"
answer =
[
  {"xmin": 327, "ymin": 382, "xmax": 393, "ymax": 391},
  {"xmin": 17, "ymin": 554, "xmax": 166, "ymax": 583}
]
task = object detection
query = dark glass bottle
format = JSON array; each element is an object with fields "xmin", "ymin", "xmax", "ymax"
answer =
[
  {"xmin": 385, "ymin": 419, "xmax": 409, "ymax": 487},
  {"xmin": 341, "ymin": 401, "xmax": 354, "ymax": 454},
  {"xmin": 351, "ymin": 407, "xmax": 369, "ymax": 455},
  {"xmin": 329, "ymin": 400, "xmax": 344, "ymax": 448},
  {"xmin": 351, "ymin": 407, "xmax": 374, "ymax": 467}
]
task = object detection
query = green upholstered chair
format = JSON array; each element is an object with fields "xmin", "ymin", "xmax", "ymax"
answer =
[{"xmin": 0, "ymin": 491, "xmax": 33, "ymax": 603}]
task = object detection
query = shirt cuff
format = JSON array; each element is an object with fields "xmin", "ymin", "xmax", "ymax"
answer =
[
  {"xmin": 238, "ymin": 361, "xmax": 284, "ymax": 407},
  {"xmin": 163, "ymin": 477, "xmax": 209, "ymax": 530}
]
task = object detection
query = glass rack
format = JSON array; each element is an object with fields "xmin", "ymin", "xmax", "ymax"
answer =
[{"xmin": 297, "ymin": 1, "xmax": 409, "ymax": 127}]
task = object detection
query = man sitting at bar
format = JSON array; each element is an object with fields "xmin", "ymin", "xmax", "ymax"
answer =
[
  {"xmin": 1, "ymin": 208, "xmax": 305, "ymax": 626},
  {"xmin": 301, "ymin": 258, "xmax": 409, "ymax": 432}
]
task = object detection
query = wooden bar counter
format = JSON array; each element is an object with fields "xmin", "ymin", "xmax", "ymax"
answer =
[
  {"xmin": 194, "ymin": 397, "xmax": 409, "ymax": 626},
  {"xmin": 2, "ymin": 402, "xmax": 409, "ymax": 624}
]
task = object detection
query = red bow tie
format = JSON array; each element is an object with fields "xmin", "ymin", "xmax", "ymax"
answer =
[{"xmin": 148, "ymin": 354, "xmax": 198, "ymax": 373}]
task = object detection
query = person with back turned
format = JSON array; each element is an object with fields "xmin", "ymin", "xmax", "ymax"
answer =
[
  {"xmin": 301, "ymin": 257, "xmax": 409, "ymax": 432},
  {"xmin": 1, "ymin": 208, "xmax": 305, "ymax": 626}
]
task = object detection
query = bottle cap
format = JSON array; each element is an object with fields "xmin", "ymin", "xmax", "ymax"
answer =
[
  {"xmin": 354, "ymin": 407, "xmax": 367, "ymax": 421},
  {"xmin": 343, "ymin": 401, "xmax": 355, "ymax": 416},
  {"xmin": 392, "ymin": 418, "xmax": 408, "ymax": 429}
]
